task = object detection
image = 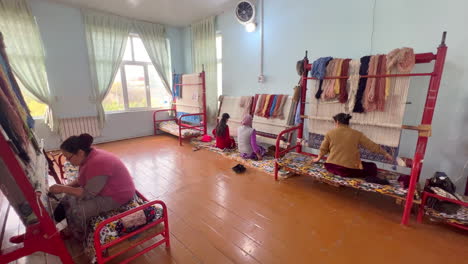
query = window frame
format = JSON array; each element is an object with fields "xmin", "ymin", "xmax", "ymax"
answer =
[{"xmin": 104, "ymin": 34, "xmax": 171, "ymax": 114}]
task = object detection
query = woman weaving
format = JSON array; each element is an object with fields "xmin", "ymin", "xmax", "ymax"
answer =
[
  {"xmin": 49, "ymin": 133, "xmax": 136, "ymax": 241},
  {"xmin": 311, "ymin": 113, "xmax": 393, "ymax": 184}
]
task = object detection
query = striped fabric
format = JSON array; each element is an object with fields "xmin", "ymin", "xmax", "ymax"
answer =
[{"xmin": 58, "ymin": 116, "xmax": 101, "ymax": 140}]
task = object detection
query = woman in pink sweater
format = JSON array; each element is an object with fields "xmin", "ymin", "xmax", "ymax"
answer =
[{"xmin": 49, "ymin": 133, "xmax": 136, "ymax": 241}]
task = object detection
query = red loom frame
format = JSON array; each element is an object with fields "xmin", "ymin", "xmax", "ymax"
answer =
[
  {"xmin": 153, "ymin": 70, "xmax": 207, "ymax": 146},
  {"xmin": 274, "ymin": 32, "xmax": 448, "ymax": 226},
  {"xmin": 0, "ymin": 129, "xmax": 171, "ymax": 263},
  {"xmin": 0, "ymin": 132, "xmax": 74, "ymax": 263}
]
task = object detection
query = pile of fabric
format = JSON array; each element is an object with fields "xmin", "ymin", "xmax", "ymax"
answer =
[
  {"xmin": 253, "ymin": 94, "xmax": 289, "ymax": 119},
  {"xmin": 308, "ymin": 48, "xmax": 416, "ymax": 164}
]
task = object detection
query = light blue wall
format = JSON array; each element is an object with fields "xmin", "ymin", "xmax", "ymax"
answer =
[
  {"xmin": 182, "ymin": 26, "xmax": 193, "ymax": 73},
  {"xmin": 218, "ymin": 0, "xmax": 374, "ymax": 95},
  {"xmin": 28, "ymin": 0, "xmax": 182, "ymax": 149},
  {"xmin": 30, "ymin": 0, "xmax": 95, "ymax": 118},
  {"xmin": 217, "ymin": 0, "xmax": 468, "ymax": 190},
  {"xmin": 166, "ymin": 27, "xmax": 185, "ymax": 74}
]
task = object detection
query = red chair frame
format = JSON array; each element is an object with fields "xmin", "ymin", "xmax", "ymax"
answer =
[{"xmin": 94, "ymin": 191, "xmax": 170, "ymax": 263}]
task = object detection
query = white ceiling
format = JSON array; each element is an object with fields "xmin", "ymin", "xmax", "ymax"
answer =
[{"xmin": 48, "ymin": 0, "xmax": 235, "ymax": 27}]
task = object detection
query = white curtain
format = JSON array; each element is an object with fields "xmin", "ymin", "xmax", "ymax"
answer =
[
  {"xmin": 82, "ymin": 10, "xmax": 131, "ymax": 128},
  {"xmin": 0, "ymin": 0, "xmax": 57, "ymax": 131},
  {"xmin": 191, "ymin": 17, "xmax": 217, "ymax": 124},
  {"xmin": 133, "ymin": 20, "xmax": 172, "ymax": 96}
]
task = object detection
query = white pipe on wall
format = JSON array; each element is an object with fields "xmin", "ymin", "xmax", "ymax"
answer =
[{"xmin": 258, "ymin": 0, "xmax": 265, "ymax": 83}]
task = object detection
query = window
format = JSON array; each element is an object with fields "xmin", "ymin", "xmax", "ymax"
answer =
[
  {"xmin": 216, "ymin": 34, "xmax": 222, "ymax": 98},
  {"xmin": 16, "ymin": 78, "xmax": 47, "ymax": 118},
  {"xmin": 103, "ymin": 35, "xmax": 171, "ymax": 112},
  {"xmin": 23, "ymin": 90, "xmax": 47, "ymax": 118}
]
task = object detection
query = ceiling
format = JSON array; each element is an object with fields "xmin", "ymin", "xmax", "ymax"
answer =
[{"xmin": 48, "ymin": 0, "xmax": 235, "ymax": 27}]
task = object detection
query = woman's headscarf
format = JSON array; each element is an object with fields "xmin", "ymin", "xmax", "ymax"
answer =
[{"xmin": 241, "ymin": 114, "xmax": 253, "ymax": 127}]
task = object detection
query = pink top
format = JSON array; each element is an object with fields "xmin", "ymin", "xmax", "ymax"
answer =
[{"xmin": 78, "ymin": 148, "xmax": 136, "ymax": 204}]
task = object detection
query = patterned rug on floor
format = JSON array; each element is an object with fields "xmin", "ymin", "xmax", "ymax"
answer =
[
  {"xmin": 277, "ymin": 152, "xmax": 420, "ymax": 200},
  {"xmin": 190, "ymin": 138, "xmax": 288, "ymax": 176}
]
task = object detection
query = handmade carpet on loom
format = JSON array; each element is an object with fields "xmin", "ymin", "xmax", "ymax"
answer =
[
  {"xmin": 253, "ymin": 95, "xmax": 297, "ymax": 146},
  {"xmin": 307, "ymin": 56, "xmax": 412, "ymax": 164},
  {"xmin": 176, "ymin": 73, "xmax": 202, "ymax": 123},
  {"xmin": 218, "ymin": 96, "xmax": 253, "ymax": 136}
]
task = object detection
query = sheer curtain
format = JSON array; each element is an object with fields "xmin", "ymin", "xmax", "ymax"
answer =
[
  {"xmin": 191, "ymin": 16, "xmax": 217, "ymax": 124},
  {"xmin": 82, "ymin": 10, "xmax": 131, "ymax": 128},
  {"xmin": 0, "ymin": 0, "xmax": 57, "ymax": 131},
  {"xmin": 133, "ymin": 20, "xmax": 172, "ymax": 96}
]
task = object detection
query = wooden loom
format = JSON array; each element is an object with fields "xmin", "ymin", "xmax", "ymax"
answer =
[
  {"xmin": 274, "ymin": 32, "xmax": 448, "ymax": 226},
  {"xmin": 153, "ymin": 69, "xmax": 207, "ymax": 146}
]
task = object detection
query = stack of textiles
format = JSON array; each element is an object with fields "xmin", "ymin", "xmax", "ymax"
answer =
[{"xmin": 253, "ymin": 94, "xmax": 289, "ymax": 119}]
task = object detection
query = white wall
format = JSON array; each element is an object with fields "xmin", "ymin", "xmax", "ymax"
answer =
[
  {"xmin": 217, "ymin": 0, "xmax": 468, "ymax": 191},
  {"xmin": 29, "ymin": 0, "xmax": 181, "ymax": 150}
]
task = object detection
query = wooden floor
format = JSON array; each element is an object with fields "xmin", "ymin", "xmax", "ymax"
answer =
[{"xmin": 2, "ymin": 135, "xmax": 468, "ymax": 263}]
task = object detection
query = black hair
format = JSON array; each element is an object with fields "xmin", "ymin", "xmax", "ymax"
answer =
[
  {"xmin": 333, "ymin": 113, "xmax": 352, "ymax": 125},
  {"xmin": 216, "ymin": 113, "xmax": 230, "ymax": 137},
  {"xmin": 60, "ymin": 133, "xmax": 94, "ymax": 155}
]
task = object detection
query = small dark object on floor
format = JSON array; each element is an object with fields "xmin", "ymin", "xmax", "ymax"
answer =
[
  {"xmin": 365, "ymin": 176, "xmax": 390, "ymax": 185},
  {"xmin": 232, "ymin": 164, "xmax": 246, "ymax": 174}
]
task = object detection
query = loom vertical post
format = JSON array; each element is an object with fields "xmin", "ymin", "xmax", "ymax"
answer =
[
  {"xmin": 201, "ymin": 69, "xmax": 207, "ymax": 135},
  {"xmin": 401, "ymin": 33, "xmax": 448, "ymax": 226},
  {"xmin": 297, "ymin": 57, "xmax": 309, "ymax": 153}
]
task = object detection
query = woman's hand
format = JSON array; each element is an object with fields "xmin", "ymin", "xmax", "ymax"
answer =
[
  {"xmin": 311, "ymin": 157, "xmax": 321, "ymax": 163},
  {"xmin": 49, "ymin": 184, "xmax": 64, "ymax": 194},
  {"xmin": 256, "ymin": 153, "xmax": 263, "ymax": 161},
  {"xmin": 384, "ymin": 153, "xmax": 394, "ymax": 161}
]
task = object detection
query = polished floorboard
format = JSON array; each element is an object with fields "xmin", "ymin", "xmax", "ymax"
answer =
[{"xmin": 2, "ymin": 135, "xmax": 467, "ymax": 263}]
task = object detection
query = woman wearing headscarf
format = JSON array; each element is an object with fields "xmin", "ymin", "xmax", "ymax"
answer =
[
  {"xmin": 212, "ymin": 113, "xmax": 236, "ymax": 149},
  {"xmin": 237, "ymin": 114, "xmax": 266, "ymax": 160},
  {"xmin": 311, "ymin": 113, "xmax": 393, "ymax": 184}
]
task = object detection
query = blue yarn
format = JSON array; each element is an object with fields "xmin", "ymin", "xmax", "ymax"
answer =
[
  {"xmin": 269, "ymin": 95, "xmax": 278, "ymax": 117},
  {"xmin": 310, "ymin": 57, "xmax": 333, "ymax": 80}
]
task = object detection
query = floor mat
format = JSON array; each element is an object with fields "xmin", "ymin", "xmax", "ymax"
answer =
[{"xmin": 191, "ymin": 138, "xmax": 289, "ymax": 176}]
